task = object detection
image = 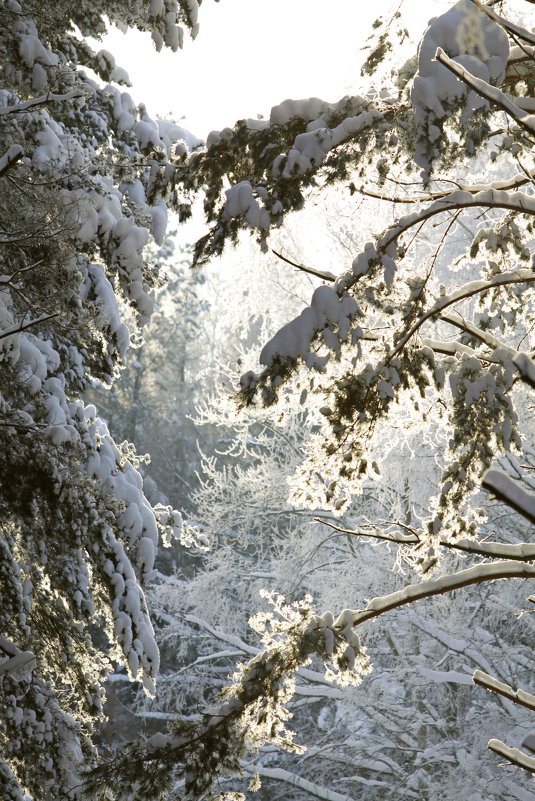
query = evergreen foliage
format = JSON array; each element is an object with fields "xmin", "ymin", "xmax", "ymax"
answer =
[{"xmin": 5, "ymin": 1, "xmax": 535, "ymax": 800}]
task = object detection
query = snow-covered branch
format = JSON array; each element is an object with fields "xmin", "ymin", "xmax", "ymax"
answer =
[
  {"xmin": 243, "ymin": 763, "xmax": 359, "ymax": 801},
  {"xmin": 473, "ymin": 670, "xmax": 535, "ymax": 712},
  {"xmin": 272, "ymin": 249, "xmax": 336, "ymax": 282},
  {"xmin": 349, "ymin": 561, "xmax": 535, "ymax": 627},
  {"xmin": 435, "ymin": 48, "xmax": 535, "ymax": 137},
  {"xmin": 482, "ymin": 469, "xmax": 535, "ymax": 525},
  {"xmin": 487, "ymin": 739, "xmax": 535, "ymax": 774},
  {"xmin": 441, "ymin": 538, "xmax": 535, "ymax": 561},
  {"xmin": 0, "ymin": 144, "xmax": 23, "ymax": 176},
  {"xmin": 379, "ymin": 192, "xmax": 535, "ymax": 256},
  {"xmin": 390, "ymin": 269, "xmax": 535, "ymax": 359},
  {"xmin": 0, "ymin": 89, "xmax": 84, "ymax": 116}
]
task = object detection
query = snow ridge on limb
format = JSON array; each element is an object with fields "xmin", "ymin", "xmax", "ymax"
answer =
[
  {"xmin": 487, "ymin": 740, "xmax": 535, "ymax": 774},
  {"xmin": 482, "ymin": 469, "xmax": 535, "ymax": 526},
  {"xmin": 474, "ymin": 670, "xmax": 535, "ymax": 713}
]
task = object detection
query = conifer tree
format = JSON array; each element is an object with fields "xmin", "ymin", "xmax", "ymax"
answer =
[{"xmin": 84, "ymin": 1, "xmax": 535, "ymax": 798}]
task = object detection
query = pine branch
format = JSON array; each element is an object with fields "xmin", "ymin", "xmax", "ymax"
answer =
[
  {"xmin": 0, "ymin": 89, "xmax": 84, "ymax": 116},
  {"xmin": 435, "ymin": 47, "xmax": 535, "ymax": 137}
]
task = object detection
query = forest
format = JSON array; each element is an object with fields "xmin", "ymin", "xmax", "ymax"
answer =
[{"xmin": 4, "ymin": 0, "xmax": 535, "ymax": 799}]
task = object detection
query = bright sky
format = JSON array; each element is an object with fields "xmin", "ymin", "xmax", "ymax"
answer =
[{"xmin": 100, "ymin": 0, "xmax": 454, "ymax": 139}]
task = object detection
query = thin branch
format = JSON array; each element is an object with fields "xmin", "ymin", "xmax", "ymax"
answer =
[
  {"xmin": 435, "ymin": 48, "xmax": 535, "ymax": 136},
  {"xmin": 0, "ymin": 89, "xmax": 84, "ymax": 116},
  {"xmin": 271, "ymin": 249, "xmax": 336, "ymax": 282},
  {"xmin": 314, "ymin": 517, "xmax": 419, "ymax": 543},
  {"xmin": 0, "ymin": 259, "xmax": 44, "ymax": 285},
  {"xmin": 0, "ymin": 313, "xmax": 59, "ymax": 340}
]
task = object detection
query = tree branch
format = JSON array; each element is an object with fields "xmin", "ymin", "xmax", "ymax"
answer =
[
  {"xmin": 348, "ymin": 561, "xmax": 535, "ymax": 628},
  {"xmin": 389, "ymin": 269, "xmax": 535, "ymax": 360},
  {"xmin": 440, "ymin": 538, "xmax": 535, "ymax": 561},
  {"xmin": 435, "ymin": 48, "xmax": 535, "ymax": 137},
  {"xmin": 0, "ymin": 89, "xmax": 84, "ymax": 116},
  {"xmin": 271, "ymin": 249, "xmax": 336, "ymax": 282},
  {"xmin": 473, "ymin": 670, "xmax": 535, "ymax": 712},
  {"xmin": 487, "ymin": 739, "xmax": 535, "ymax": 774},
  {"xmin": 0, "ymin": 144, "xmax": 23, "ymax": 176},
  {"xmin": 468, "ymin": 0, "xmax": 535, "ymax": 47},
  {"xmin": 0, "ymin": 313, "xmax": 59, "ymax": 340},
  {"xmin": 482, "ymin": 469, "xmax": 535, "ymax": 525},
  {"xmin": 314, "ymin": 517, "xmax": 419, "ymax": 543},
  {"xmin": 242, "ymin": 763, "xmax": 365, "ymax": 801}
]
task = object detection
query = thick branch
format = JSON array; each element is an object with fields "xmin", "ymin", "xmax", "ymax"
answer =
[
  {"xmin": 487, "ymin": 740, "xmax": 535, "ymax": 774},
  {"xmin": 473, "ymin": 670, "xmax": 535, "ymax": 711},
  {"xmin": 482, "ymin": 469, "xmax": 535, "ymax": 525},
  {"xmin": 347, "ymin": 561, "xmax": 535, "ymax": 628}
]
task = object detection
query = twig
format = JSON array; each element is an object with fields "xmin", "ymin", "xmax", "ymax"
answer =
[
  {"xmin": 271, "ymin": 249, "xmax": 336, "ymax": 282},
  {"xmin": 314, "ymin": 517, "xmax": 419, "ymax": 543}
]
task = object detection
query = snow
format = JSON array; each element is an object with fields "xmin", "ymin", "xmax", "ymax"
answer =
[
  {"xmin": 482, "ymin": 469, "xmax": 535, "ymax": 523},
  {"xmin": 513, "ymin": 352, "xmax": 535, "ymax": 388},
  {"xmin": 411, "ymin": 0, "xmax": 509, "ymax": 174},
  {"xmin": 222, "ymin": 181, "xmax": 268, "ymax": 229},
  {"xmin": 18, "ymin": 34, "xmax": 58, "ymax": 68},
  {"xmin": 259, "ymin": 285, "xmax": 358, "ymax": 370},
  {"xmin": 488, "ymin": 739, "xmax": 535, "ymax": 772},
  {"xmin": 272, "ymin": 109, "xmax": 382, "ymax": 180},
  {"xmin": 32, "ymin": 123, "xmax": 64, "ymax": 166},
  {"xmin": 270, "ymin": 97, "xmax": 335, "ymax": 126}
]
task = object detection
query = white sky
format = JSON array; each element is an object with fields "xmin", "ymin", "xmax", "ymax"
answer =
[{"xmin": 99, "ymin": 0, "xmax": 454, "ymax": 138}]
